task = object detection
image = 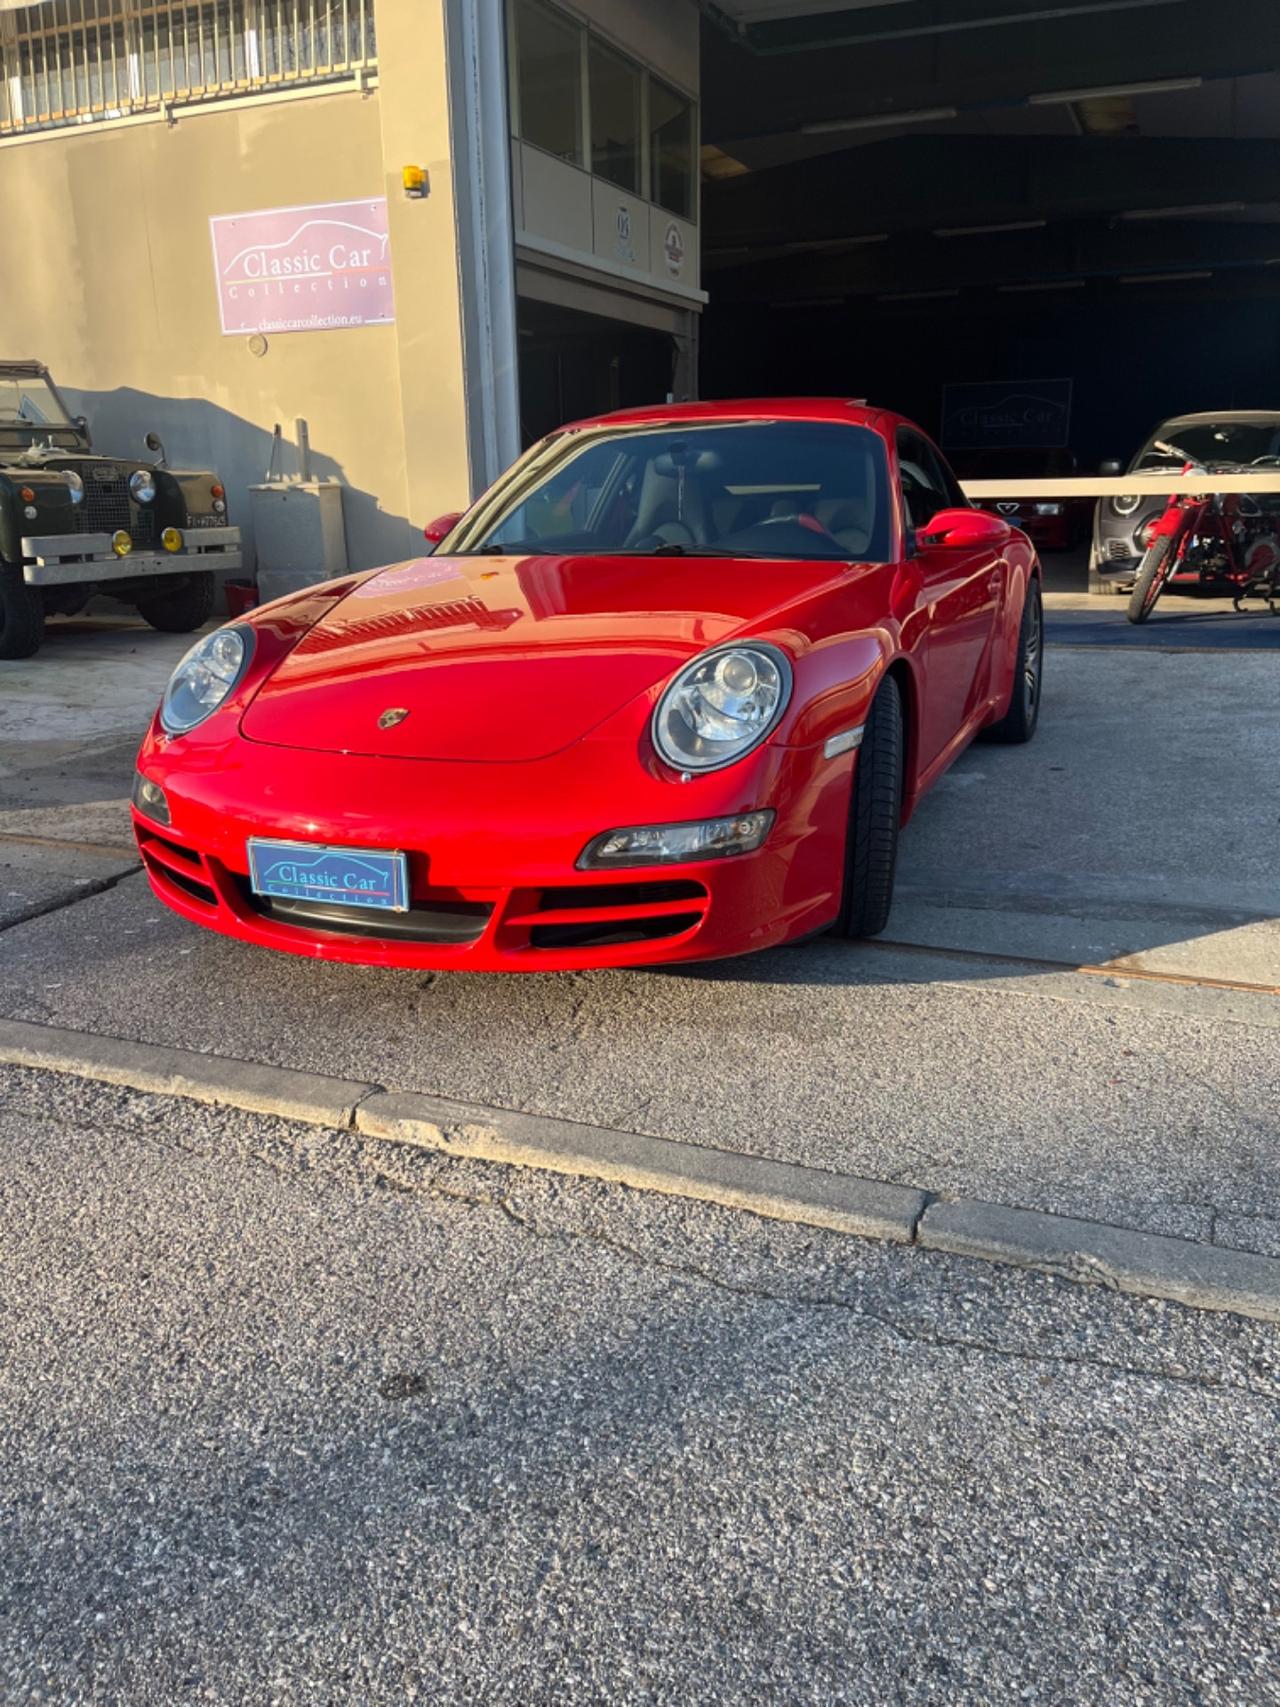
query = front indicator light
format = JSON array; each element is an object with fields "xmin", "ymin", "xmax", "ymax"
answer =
[
  {"xmin": 131, "ymin": 771, "xmax": 171, "ymax": 826},
  {"xmin": 111, "ymin": 529, "xmax": 132, "ymax": 557},
  {"xmin": 578, "ymin": 811, "xmax": 775, "ymax": 870},
  {"xmin": 161, "ymin": 527, "xmax": 183, "ymax": 553}
]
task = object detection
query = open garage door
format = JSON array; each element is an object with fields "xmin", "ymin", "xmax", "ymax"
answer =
[{"xmin": 696, "ymin": 0, "xmax": 1280, "ymax": 586}]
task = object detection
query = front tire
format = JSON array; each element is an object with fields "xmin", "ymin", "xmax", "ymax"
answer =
[
  {"xmin": 136, "ymin": 572, "xmax": 216, "ymax": 634},
  {"xmin": 984, "ymin": 576, "xmax": 1043, "ymax": 744},
  {"xmin": 832, "ymin": 674, "xmax": 903, "ymax": 940},
  {"xmin": 0, "ymin": 563, "xmax": 45, "ymax": 659},
  {"xmin": 1127, "ymin": 535, "xmax": 1175, "ymax": 625}
]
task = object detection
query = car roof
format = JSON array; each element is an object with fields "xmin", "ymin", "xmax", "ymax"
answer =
[
  {"xmin": 0, "ymin": 360, "xmax": 50, "ymax": 375},
  {"xmin": 559, "ymin": 397, "xmax": 899, "ymax": 435}
]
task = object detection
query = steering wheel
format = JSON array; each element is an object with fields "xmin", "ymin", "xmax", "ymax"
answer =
[
  {"xmin": 629, "ymin": 520, "xmax": 697, "ymax": 551},
  {"xmin": 755, "ymin": 511, "xmax": 844, "ymax": 546}
]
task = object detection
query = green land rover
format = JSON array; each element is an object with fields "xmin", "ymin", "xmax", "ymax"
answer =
[{"xmin": 0, "ymin": 360, "xmax": 242, "ymax": 659}]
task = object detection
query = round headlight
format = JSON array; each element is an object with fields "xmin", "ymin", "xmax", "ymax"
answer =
[
  {"xmin": 62, "ymin": 470, "xmax": 84, "ymax": 504},
  {"xmin": 129, "ymin": 469, "xmax": 157, "ymax": 503},
  {"xmin": 1112, "ymin": 493, "xmax": 1142, "ymax": 518},
  {"xmin": 652, "ymin": 643, "xmax": 792, "ymax": 773},
  {"xmin": 160, "ymin": 625, "xmax": 253, "ymax": 735}
]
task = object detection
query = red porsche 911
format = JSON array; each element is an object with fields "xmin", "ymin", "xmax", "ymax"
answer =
[{"xmin": 131, "ymin": 399, "xmax": 1043, "ymax": 972}]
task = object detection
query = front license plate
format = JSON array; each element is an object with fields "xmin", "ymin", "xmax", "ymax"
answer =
[{"xmin": 247, "ymin": 838, "xmax": 409, "ymax": 913}]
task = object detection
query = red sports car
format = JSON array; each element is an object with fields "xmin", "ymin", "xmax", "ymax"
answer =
[{"xmin": 131, "ymin": 400, "xmax": 1043, "ymax": 972}]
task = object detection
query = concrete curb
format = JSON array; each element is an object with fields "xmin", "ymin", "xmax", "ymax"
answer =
[
  {"xmin": 0, "ymin": 1018, "xmax": 376, "ymax": 1129},
  {"xmin": 920, "ymin": 1199, "xmax": 1280, "ymax": 1325},
  {"xmin": 356, "ymin": 1091, "xmax": 926, "ymax": 1243},
  {"xmin": 3, "ymin": 1016, "xmax": 1279, "ymax": 1323}
]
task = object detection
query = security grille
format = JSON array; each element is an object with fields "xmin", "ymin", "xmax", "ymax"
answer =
[{"xmin": 0, "ymin": 0, "xmax": 377, "ymax": 136}]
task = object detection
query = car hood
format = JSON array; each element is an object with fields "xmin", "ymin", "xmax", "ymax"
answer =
[{"xmin": 240, "ymin": 551, "xmax": 846, "ymax": 762}]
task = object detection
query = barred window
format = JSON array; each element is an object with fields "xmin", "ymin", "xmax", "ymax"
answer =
[{"xmin": 0, "ymin": 0, "xmax": 377, "ymax": 136}]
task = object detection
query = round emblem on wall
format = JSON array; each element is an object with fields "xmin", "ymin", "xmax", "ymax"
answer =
[
  {"xmin": 377, "ymin": 707, "xmax": 410, "ymax": 729},
  {"xmin": 664, "ymin": 222, "xmax": 686, "ymax": 277}
]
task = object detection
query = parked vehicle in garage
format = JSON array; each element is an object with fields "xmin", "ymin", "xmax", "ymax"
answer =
[
  {"xmin": 954, "ymin": 448, "xmax": 1092, "ymax": 551},
  {"xmin": 1126, "ymin": 438, "xmax": 1280, "ymax": 623},
  {"xmin": 0, "ymin": 360, "xmax": 242, "ymax": 658},
  {"xmin": 132, "ymin": 399, "xmax": 1042, "ymax": 973},
  {"xmin": 1092, "ymin": 410, "xmax": 1280, "ymax": 593}
]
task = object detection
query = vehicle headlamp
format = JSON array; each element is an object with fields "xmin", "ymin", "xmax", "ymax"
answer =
[
  {"xmin": 160, "ymin": 625, "xmax": 253, "ymax": 735},
  {"xmin": 652, "ymin": 643, "xmax": 792, "ymax": 773},
  {"xmin": 129, "ymin": 469, "xmax": 157, "ymax": 503},
  {"xmin": 62, "ymin": 470, "xmax": 84, "ymax": 504},
  {"xmin": 1112, "ymin": 493, "xmax": 1142, "ymax": 518},
  {"xmin": 579, "ymin": 811, "xmax": 775, "ymax": 870}
]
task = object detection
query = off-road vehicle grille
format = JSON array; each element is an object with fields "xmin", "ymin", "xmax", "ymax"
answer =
[{"xmin": 69, "ymin": 462, "xmax": 156, "ymax": 546}]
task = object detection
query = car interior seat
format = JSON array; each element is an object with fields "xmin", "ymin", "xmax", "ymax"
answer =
[{"xmin": 625, "ymin": 448, "xmax": 718, "ymax": 545}]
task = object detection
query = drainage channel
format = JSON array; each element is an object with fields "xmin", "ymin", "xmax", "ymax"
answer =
[
  {"xmin": 867, "ymin": 937, "xmax": 1280, "ymax": 999},
  {"xmin": 0, "ymin": 829, "xmax": 135, "ymax": 859}
]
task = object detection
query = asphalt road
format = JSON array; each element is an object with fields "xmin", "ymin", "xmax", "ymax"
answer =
[{"xmin": 2, "ymin": 1065, "xmax": 1277, "ymax": 1706}]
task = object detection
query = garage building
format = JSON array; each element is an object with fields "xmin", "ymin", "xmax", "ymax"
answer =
[{"xmin": 1, "ymin": 0, "xmax": 1276, "ymax": 575}]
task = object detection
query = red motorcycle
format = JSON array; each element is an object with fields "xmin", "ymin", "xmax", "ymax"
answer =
[{"xmin": 1127, "ymin": 440, "xmax": 1280, "ymax": 624}]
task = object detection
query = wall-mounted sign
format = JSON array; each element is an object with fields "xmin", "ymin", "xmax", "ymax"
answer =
[
  {"xmin": 941, "ymin": 379, "xmax": 1073, "ymax": 450},
  {"xmin": 664, "ymin": 222, "xmax": 686, "ymax": 279},
  {"xmin": 210, "ymin": 198, "xmax": 394, "ymax": 336},
  {"xmin": 614, "ymin": 203, "xmax": 637, "ymax": 265}
]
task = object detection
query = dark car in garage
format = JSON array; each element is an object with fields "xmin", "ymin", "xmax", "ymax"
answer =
[
  {"xmin": 1091, "ymin": 411, "xmax": 1280, "ymax": 590},
  {"xmin": 954, "ymin": 448, "xmax": 1092, "ymax": 552}
]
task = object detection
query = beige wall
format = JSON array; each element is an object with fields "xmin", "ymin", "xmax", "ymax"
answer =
[{"xmin": 0, "ymin": 39, "xmax": 476, "ymax": 572}]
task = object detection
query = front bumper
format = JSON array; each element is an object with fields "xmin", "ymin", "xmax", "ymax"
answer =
[
  {"xmin": 132, "ymin": 730, "xmax": 853, "ymax": 972},
  {"xmin": 22, "ymin": 526, "xmax": 242, "ymax": 586}
]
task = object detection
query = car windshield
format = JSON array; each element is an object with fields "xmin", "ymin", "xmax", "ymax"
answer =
[
  {"xmin": 1133, "ymin": 420, "xmax": 1280, "ymax": 470},
  {"xmin": 447, "ymin": 421, "xmax": 892, "ymax": 563},
  {"xmin": 0, "ymin": 372, "xmax": 73, "ymax": 430}
]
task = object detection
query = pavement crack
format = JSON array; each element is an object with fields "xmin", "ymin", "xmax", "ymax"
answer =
[
  {"xmin": 0, "ymin": 863, "xmax": 142, "ymax": 934},
  {"xmin": 10, "ymin": 1080, "xmax": 1277, "ymax": 1405},
  {"xmin": 432, "ymin": 1182, "xmax": 1280, "ymax": 1403}
]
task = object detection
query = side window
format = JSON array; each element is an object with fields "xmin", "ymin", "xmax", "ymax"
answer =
[
  {"xmin": 924, "ymin": 439, "xmax": 969, "ymax": 509},
  {"xmin": 896, "ymin": 430, "xmax": 952, "ymax": 532}
]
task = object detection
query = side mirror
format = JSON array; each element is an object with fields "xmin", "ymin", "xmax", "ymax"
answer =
[
  {"xmin": 1099, "ymin": 459, "xmax": 1123, "ymax": 476},
  {"xmin": 423, "ymin": 511, "xmax": 464, "ymax": 546},
  {"xmin": 144, "ymin": 429, "xmax": 168, "ymax": 468},
  {"xmin": 74, "ymin": 414, "xmax": 90, "ymax": 435},
  {"xmin": 917, "ymin": 508, "xmax": 1011, "ymax": 550}
]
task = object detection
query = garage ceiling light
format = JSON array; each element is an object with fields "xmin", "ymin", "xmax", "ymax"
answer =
[
  {"xmin": 1029, "ymin": 76, "xmax": 1201, "ymax": 106},
  {"xmin": 1118, "ymin": 270, "xmax": 1214, "ymax": 284},
  {"xmin": 935, "ymin": 219, "xmax": 1047, "ymax": 238},
  {"xmin": 997, "ymin": 279, "xmax": 1087, "ymax": 292},
  {"xmin": 801, "ymin": 105, "xmax": 958, "ymax": 135},
  {"xmin": 781, "ymin": 233, "xmax": 889, "ymax": 251},
  {"xmin": 879, "ymin": 288, "xmax": 960, "ymax": 302},
  {"xmin": 1118, "ymin": 201, "xmax": 1247, "ymax": 220}
]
